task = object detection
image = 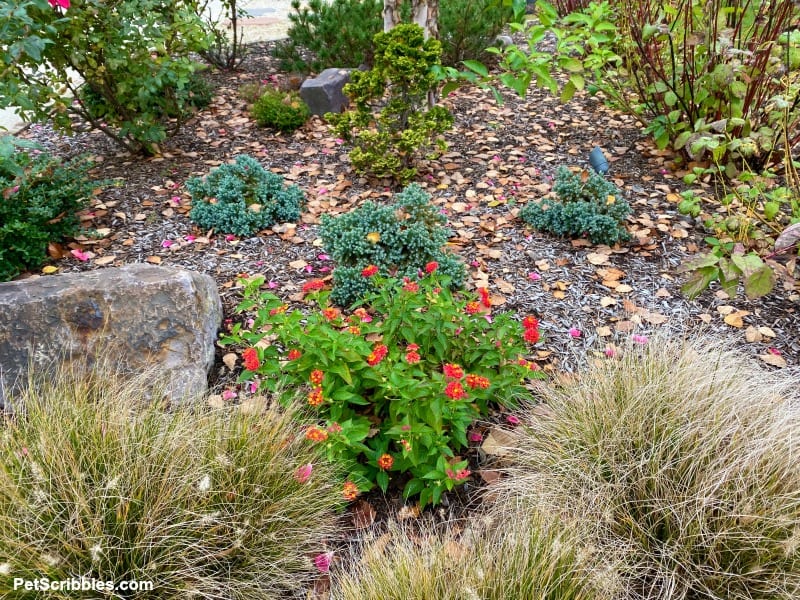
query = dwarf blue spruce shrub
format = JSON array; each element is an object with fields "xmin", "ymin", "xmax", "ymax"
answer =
[
  {"xmin": 320, "ymin": 183, "xmax": 465, "ymax": 306},
  {"xmin": 187, "ymin": 155, "xmax": 304, "ymax": 236},
  {"xmin": 519, "ymin": 166, "xmax": 632, "ymax": 245}
]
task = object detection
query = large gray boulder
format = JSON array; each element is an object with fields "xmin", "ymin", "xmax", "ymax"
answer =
[
  {"xmin": 0, "ymin": 264, "xmax": 222, "ymax": 406},
  {"xmin": 299, "ymin": 68, "xmax": 351, "ymax": 116}
]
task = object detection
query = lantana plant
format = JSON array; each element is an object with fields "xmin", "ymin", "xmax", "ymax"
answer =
[{"xmin": 221, "ymin": 264, "xmax": 545, "ymax": 506}]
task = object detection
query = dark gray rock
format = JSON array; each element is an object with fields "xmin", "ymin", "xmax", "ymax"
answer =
[
  {"xmin": 299, "ymin": 68, "xmax": 351, "ymax": 116},
  {"xmin": 0, "ymin": 264, "xmax": 222, "ymax": 406}
]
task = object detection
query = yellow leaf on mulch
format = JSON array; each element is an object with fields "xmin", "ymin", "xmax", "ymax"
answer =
[
  {"xmin": 723, "ymin": 311, "xmax": 750, "ymax": 328},
  {"xmin": 288, "ymin": 259, "xmax": 308, "ymax": 270}
]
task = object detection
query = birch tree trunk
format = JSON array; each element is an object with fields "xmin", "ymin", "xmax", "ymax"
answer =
[
  {"xmin": 383, "ymin": 0, "xmax": 401, "ymax": 32},
  {"xmin": 411, "ymin": 0, "xmax": 439, "ymax": 40}
]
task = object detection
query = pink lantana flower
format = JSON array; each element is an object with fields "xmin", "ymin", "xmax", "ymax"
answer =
[{"xmin": 313, "ymin": 552, "xmax": 333, "ymax": 573}]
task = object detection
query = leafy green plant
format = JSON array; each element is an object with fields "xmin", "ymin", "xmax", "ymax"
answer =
[
  {"xmin": 621, "ymin": 0, "xmax": 800, "ymax": 172},
  {"xmin": 0, "ymin": 145, "xmax": 100, "ymax": 281},
  {"xmin": 187, "ymin": 154, "xmax": 304, "ymax": 236},
  {"xmin": 326, "ymin": 24, "xmax": 454, "ymax": 184},
  {"xmin": 319, "ymin": 183, "xmax": 465, "ymax": 307},
  {"xmin": 222, "ymin": 270, "xmax": 545, "ymax": 506},
  {"xmin": 680, "ymin": 237, "xmax": 777, "ymax": 300},
  {"xmin": 274, "ymin": 0, "xmax": 512, "ymax": 73},
  {"xmin": 0, "ymin": 0, "xmax": 211, "ymax": 155},
  {"xmin": 251, "ymin": 88, "xmax": 310, "ymax": 132},
  {"xmin": 519, "ymin": 166, "xmax": 632, "ymax": 245},
  {"xmin": 497, "ymin": 337, "xmax": 800, "ymax": 600},
  {"xmin": 80, "ymin": 70, "xmax": 213, "ymax": 122},
  {"xmin": 0, "ymin": 361, "xmax": 343, "ymax": 599}
]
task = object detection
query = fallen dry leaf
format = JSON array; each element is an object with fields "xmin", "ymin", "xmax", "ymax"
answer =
[
  {"xmin": 723, "ymin": 310, "xmax": 750, "ymax": 328},
  {"xmin": 94, "ymin": 255, "xmax": 117, "ymax": 266},
  {"xmin": 222, "ymin": 353, "xmax": 238, "ymax": 370},
  {"xmin": 481, "ymin": 428, "xmax": 517, "ymax": 458},
  {"xmin": 145, "ymin": 256, "xmax": 162, "ymax": 264},
  {"xmin": 587, "ymin": 252, "xmax": 610, "ymax": 265},
  {"xmin": 759, "ymin": 353, "xmax": 787, "ymax": 368},
  {"xmin": 745, "ymin": 326, "xmax": 762, "ymax": 343}
]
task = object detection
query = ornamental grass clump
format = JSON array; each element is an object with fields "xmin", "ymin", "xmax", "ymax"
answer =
[
  {"xmin": 320, "ymin": 183, "xmax": 465, "ymax": 307},
  {"xmin": 223, "ymin": 268, "xmax": 544, "ymax": 506},
  {"xmin": 332, "ymin": 509, "xmax": 609, "ymax": 600},
  {"xmin": 494, "ymin": 336, "xmax": 800, "ymax": 600},
  {"xmin": 0, "ymin": 361, "xmax": 343, "ymax": 599},
  {"xmin": 519, "ymin": 166, "xmax": 631, "ymax": 245},
  {"xmin": 187, "ymin": 154, "xmax": 304, "ymax": 236}
]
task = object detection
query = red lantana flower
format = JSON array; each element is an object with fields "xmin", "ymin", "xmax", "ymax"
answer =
[
  {"xmin": 405, "ymin": 350, "xmax": 421, "ymax": 364},
  {"xmin": 310, "ymin": 370, "xmax": 324, "ymax": 385},
  {"xmin": 524, "ymin": 327, "xmax": 540, "ymax": 344},
  {"xmin": 307, "ymin": 387, "xmax": 324, "ymax": 407},
  {"xmin": 425, "ymin": 261, "xmax": 438, "ymax": 274},
  {"xmin": 302, "ymin": 279, "xmax": 326, "ymax": 294},
  {"xmin": 465, "ymin": 301, "xmax": 481, "ymax": 315},
  {"xmin": 478, "ymin": 287, "xmax": 491, "ymax": 308},
  {"xmin": 305, "ymin": 426, "xmax": 328, "ymax": 442},
  {"xmin": 342, "ymin": 481, "xmax": 359, "ymax": 501},
  {"xmin": 269, "ymin": 305, "xmax": 288, "ymax": 316},
  {"xmin": 288, "ymin": 349, "xmax": 302, "ymax": 360},
  {"xmin": 242, "ymin": 348, "xmax": 260, "ymax": 371},
  {"xmin": 322, "ymin": 307, "xmax": 340, "ymax": 321},
  {"xmin": 522, "ymin": 315, "xmax": 539, "ymax": 330},
  {"xmin": 348, "ymin": 326, "xmax": 361, "ymax": 335},
  {"xmin": 465, "ymin": 374, "xmax": 490, "ymax": 389},
  {"xmin": 402, "ymin": 277, "xmax": 419, "ymax": 292},
  {"xmin": 377, "ymin": 453, "xmax": 394, "ymax": 470},
  {"xmin": 361, "ymin": 264, "xmax": 379, "ymax": 277},
  {"xmin": 446, "ymin": 468, "xmax": 471, "ymax": 481},
  {"xmin": 366, "ymin": 344, "xmax": 388, "ymax": 366},
  {"xmin": 444, "ymin": 380, "xmax": 467, "ymax": 400},
  {"xmin": 443, "ymin": 363, "xmax": 464, "ymax": 379}
]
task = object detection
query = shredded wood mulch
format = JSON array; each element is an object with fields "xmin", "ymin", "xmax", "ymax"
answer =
[{"xmin": 18, "ymin": 41, "xmax": 798, "ymax": 379}]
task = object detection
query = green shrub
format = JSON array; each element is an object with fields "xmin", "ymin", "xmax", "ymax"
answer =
[
  {"xmin": 319, "ymin": 183, "xmax": 465, "ymax": 307},
  {"xmin": 0, "ymin": 145, "xmax": 99, "ymax": 281},
  {"xmin": 187, "ymin": 154, "xmax": 304, "ymax": 236},
  {"xmin": 0, "ymin": 361, "xmax": 343, "ymax": 599},
  {"xmin": 273, "ymin": 0, "xmax": 383, "ymax": 73},
  {"xmin": 327, "ymin": 24, "xmax": 454, "ymax": 183},
  {"xmin": 274, "ymin": 0, "xmax": 511, "ymax": 72},
  {"xmin": 0, "ymin": 0, "xmax": 211, "ymax": 155},
  {"xmin": 332, "ymin": 511, "xmax": 606, "ymax": 600},
  {"xmin": 81, "ymin": 71, "xmax": 213, "ymax": 121},
  {"xmin": 519, "ymin": 166, "xmax": 631, "ymax": 245},
  {"xmin": 223, "ymin": 271, "xmax": 544, "ymax": 506},
  {"xmin": 251, "ymin": 88, "xmax": 310, "ymax": 132},
  {"xmin": 498, "ymin": 337, "xmax": 800, "ymax": 600}
]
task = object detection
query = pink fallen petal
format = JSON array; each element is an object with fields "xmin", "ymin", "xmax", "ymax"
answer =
[
  {"xmin": 161, "ymin": 239, "xmax": 174, "ymax": 248},
  {"xmin": 294, "ymin": 463, "xmax": 313, "ymax": 484},
  {"xmin": 225, "ymin": 234, "xmax": 237, "ymax": 242},
  {"xmin": 506, "ymin": 415, "xmax": 520, "ymax": 426},
  {"xmin": 632, "ymin": 334, "xmax": 649, "ymax": 344},
  {"xmin": 604, "ymin": 346, "xmax": 617, "ymax": 357},
  {"xmin": 267, "ymin": 280, "xmax": 279, "ymax": 289},
  {"xmin": 313, "ymin": 552, "xmax": 333, "ymax": 573},
  {"xmin": 528, "ymin": 272, "xmax": 541, "ymax": 281},
  {"xmin": 468, "ymin": 431, "xmax": 483, "ymax": 442},
  {"xmin": 184, "ymin": 235, "xmax": 196, "ymax": 242},
  {"xmin": 171, "ymin": 196, "xmax": 181, "ymax": 205},
  {"xmin": 70, "ymin": 249, "xmax": 90, "ymax": 261},
  {"xmin": 569, "ymin": 327, "xmax": 582, "ymax": 338},
  {"xmin": 221, "ymin": 390, "xmax": 237, "ymax": 401},
  {"xmin": 317, "ymin": 254, "xmax": 330, "ymax": 261},
  {"xmin": 304, "ymin": 265, "xmax": 314, "ymax": 273}
]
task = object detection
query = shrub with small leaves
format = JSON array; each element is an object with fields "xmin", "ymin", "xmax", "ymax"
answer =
[
  {"xmin": 326, "ymin": 24, "xmax": 454, "ymax": 183},
  {"xmin": 0, "ymin": 144, "xmax": 100, "ymax": 281},
  {"xmin": 520, "ymin": 166, "xmax": 631, "ymax": 245},
  {"xmin": 187, "ymin": 155, "xmax": 303, "ymax": 236},
  {"xmin": 320, "ymin": 183, "xmax": 465, "ymax": 306},
  {"xmin": 251, "ymin": 88, "xmax": 310, "ymax": 132}
]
